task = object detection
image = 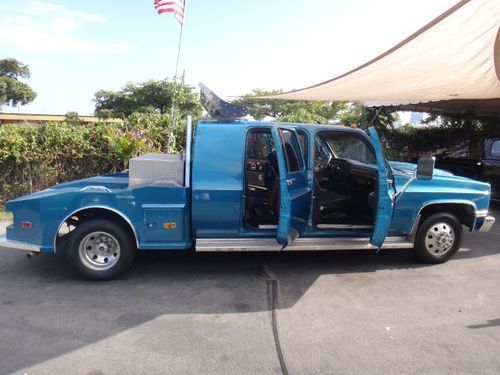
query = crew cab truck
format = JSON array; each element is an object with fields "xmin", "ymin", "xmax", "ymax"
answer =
[{"xmin": 0, "ymin": 96, "xmax": 496, "ymax": 280}]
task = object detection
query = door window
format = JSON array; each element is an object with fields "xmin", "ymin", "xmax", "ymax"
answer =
[
  {"xmin": 279, "ymin": 129, "xmax": 304, "ymax": 172},
  {"xmin": 296, "ymin": 130, "xmax": 308, "ymax": 165},
  {"xmin": 321, "ymin": 132, "xmax": 376, "ymax": 164},
  {"xmin": 490, "ymin": 140, "xmax": 500, "ymax": 158}
]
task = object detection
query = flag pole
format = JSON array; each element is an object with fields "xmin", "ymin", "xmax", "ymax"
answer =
[
  {"xmin": 173, "ymin": 10, "xmax": 184, "ymax": 80},
  {"xmin": 168, "ymin": 0, "xmax": 186, "ymax": 152}
]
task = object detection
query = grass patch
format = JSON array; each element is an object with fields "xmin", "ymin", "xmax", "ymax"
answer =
[{"xmin": 0, "ymin": 205, "xmax": 12, "ymax": 221}]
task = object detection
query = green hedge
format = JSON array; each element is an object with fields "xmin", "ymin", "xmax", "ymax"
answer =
[
  {"xmin": 0, "ymin": 112, "xmax": 186, "ymax": 203},
  {"xmin": 2, "ymin": 112, "xmax": 496, "ymax": 204}
]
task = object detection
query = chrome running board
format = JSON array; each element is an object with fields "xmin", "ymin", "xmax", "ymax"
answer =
[
  {"xmin": 316, "ymin": 224, "xmax": 374, "ymax": 229},
  {"xmin": 196, "ymin": 238, "xmax": 283, "ymax": 252},
  {"xmin": 286, "ymin": 236, "xmax": 413, "ymax": 251},
  {"xmin": 195, "ymin": 236, "xmax": 414, "ymax": 252}
]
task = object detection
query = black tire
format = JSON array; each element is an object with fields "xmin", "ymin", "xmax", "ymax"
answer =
[
  {"xmin": 66, "ymin": 219, "xmax": 136, "ymax": 280},
  {"xmin": 414, "ymin": 212, "xmax": 463, "ymax": 264}
]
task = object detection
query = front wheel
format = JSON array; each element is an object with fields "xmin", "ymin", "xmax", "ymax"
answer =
[
  {"xmin": 66, "ymin": 219, "xmax": 136, "ymax": 280},
  {"xmin": 413, "ymin": 213, "xmax": 463, "ymax": 264}
]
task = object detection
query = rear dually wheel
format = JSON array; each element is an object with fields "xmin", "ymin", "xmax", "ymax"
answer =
[{"xmin": 66, "ymin": 219, "xmax": 136, "ymax": 280}]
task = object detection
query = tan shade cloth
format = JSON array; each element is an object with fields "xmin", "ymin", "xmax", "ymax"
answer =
[
  {"xmin": 366, "ymin": 98, "xmax": 500, "ymax": 116},
  {"xmin": 262, "ymin": 0, "xmax": 500, "ymax": 115}
]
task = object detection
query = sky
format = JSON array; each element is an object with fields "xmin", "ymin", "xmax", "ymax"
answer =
[{"xmin": 0, "ymin": 0, "xmax": 458, "ymax": 115}]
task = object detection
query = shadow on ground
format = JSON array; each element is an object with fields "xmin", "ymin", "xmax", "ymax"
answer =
[{"xmin": 0, "ymin": 208, "xmax": 498, "ymax": 374}]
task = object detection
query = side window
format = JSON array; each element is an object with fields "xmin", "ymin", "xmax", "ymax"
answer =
[
  {"xmin": 296, "ymin": 130, "xmax": 308, "ymax": 166},
  {"xmin": 321, "ymin": 132, "xmax": 376, "ymax": 164},
  {"xmin": 279, "ymin": 129, "xmax": 304, "ymax": 172},
  {"xmin": 490, "ymin": 140, "xmax": 500, "ymax": 158},
  {"xmin": 246, "ymin": 130, "xmax": 275, "ymax": 159}
]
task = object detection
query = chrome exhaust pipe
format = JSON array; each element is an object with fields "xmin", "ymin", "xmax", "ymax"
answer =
[{"xmin": 26, "ymin": 251, "xmax": 40, "ymax": 259}]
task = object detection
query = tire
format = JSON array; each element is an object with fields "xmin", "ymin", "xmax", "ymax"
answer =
[
  {"xmin": 66, "ymin": 219, "xmax": 136, "ymax": 280},
  {"xmin": 414, "ymin": 212, "xmax": 463, "ymax": 264}
]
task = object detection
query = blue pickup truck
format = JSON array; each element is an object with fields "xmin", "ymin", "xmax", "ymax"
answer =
[{"xmin": 0, "ymin": 92, "xmax": 495, "ymax": 280}]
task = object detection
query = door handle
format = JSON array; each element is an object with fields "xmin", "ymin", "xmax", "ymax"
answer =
[{"xmin": 286, "ymin": 178, "xmax": 296, "ymax": 186}]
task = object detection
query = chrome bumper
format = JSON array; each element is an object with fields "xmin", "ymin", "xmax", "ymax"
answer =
[
  {"xmin": 479, "ymin": 216, "xmax": 495, "ymax": 232},
  {"xmin": 0, "ymin": 236, "xmax": 41, "ymax": 252}
]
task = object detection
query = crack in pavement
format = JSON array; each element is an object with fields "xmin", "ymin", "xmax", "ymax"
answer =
[{"xmin": 257, "ymin": 258, "xmax": 290, "ymax": 375}]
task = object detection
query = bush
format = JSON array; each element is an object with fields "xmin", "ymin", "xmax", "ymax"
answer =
[{"xmin": 0, "ymin": 112, "xmax": 186, "ymax": 203}]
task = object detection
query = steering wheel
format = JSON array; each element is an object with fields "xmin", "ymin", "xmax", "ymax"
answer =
[{"xmin": 314, "ymin": 153, "xmax": 333, "ymax": 173}]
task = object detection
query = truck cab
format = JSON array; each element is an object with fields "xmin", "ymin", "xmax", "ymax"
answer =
[{"xmin": 1, "ymin": 94, "xmax": 496, "ymax": 280}]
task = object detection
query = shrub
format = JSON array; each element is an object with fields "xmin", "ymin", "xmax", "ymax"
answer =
[{"xmin": 0, "ymin": 112, "xmax": 186, "ymax": 202}]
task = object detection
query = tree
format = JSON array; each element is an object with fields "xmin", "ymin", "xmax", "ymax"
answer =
[
  {"xmin": 64, "ymin": 111, "xmax": 84, "ymax": 126},
  {"xmin": 94, "ymin": 79, "xmax": 202, "ymax": 119},
  {"xmin": 234, "ymin": 89, "xmax": 348, "ymax": 124},
  {"xmin": 0, "ymin": 58, "xmax": 37, "ymax": 108}
]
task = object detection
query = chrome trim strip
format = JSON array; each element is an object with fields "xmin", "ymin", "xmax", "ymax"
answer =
[
  {"xmin": 286, "ymin": 236, "xmax": 413, "ymax": 251},
  {"xmin": 0, "ymin": 236, "xmax": 40, "ymax": 252},
  {"xmin": 141, "ymin": 203, "xmax": 186, "ymax": 209},
  {"xmin": 316, "ymin": 224, "xmax": 374, "ymax": 229},
  {"xmin": 195, "ymin": 236, "xmax": 414, "ymax": 252},
  {"xmin": 54, "ymin": 206, "xmax": 140, "ymax": 253},
  {"xmin": 259, "ymin": 225, "xmax": 278, "ymax": 229},
  {"xmin": 479, "ymin": 216, "xmax": 495, "ymax": 232},
  {"xmin": 196, "ymin": 238, "xmax": 282, "ymax": 252}
]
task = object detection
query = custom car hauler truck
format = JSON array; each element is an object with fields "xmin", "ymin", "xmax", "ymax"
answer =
[{"xmin": 0, "ymin": 88, "xmax": 495, "ymax": 280}]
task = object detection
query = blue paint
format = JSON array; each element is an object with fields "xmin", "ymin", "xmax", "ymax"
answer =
[
  {"xmin": 368, "ymin": 127, "xmax": 394, "ymax": 248},
  {"xmin": 271, "ymin": 126, "xmax": 312, "ymax": 245},
  {"xmin": 4, "ymin": 120, "xmax": 493, "ymax": 254}
]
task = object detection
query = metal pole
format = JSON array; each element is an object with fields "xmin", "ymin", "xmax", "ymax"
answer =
[
  {"xmin": 184, "ymin": 115, "xmax": 192, "ymax": 187},
  {"xmin": 168, "ymin": 0, "xmax": 186, "ymax": 152}
]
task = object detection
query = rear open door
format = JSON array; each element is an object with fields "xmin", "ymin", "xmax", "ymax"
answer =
[
  {"xmin": 271, "ymin": 126, "xmax": 312, "ymax": 246},
  {"xmin": 368, "ymin": 127, "xmax": 394, "ymax": 248}
]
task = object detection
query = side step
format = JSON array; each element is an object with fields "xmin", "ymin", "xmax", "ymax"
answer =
[
  {"xmin": 286, "ymin": 236, "xmax": 413, "ymax": 251},
  {"xmin": 196, "ymin": 238, "xmax": 283, "ymax": 252},
  {"xmin": 195, "ymin": 237, "xmax": 413, "ymax": 252}
]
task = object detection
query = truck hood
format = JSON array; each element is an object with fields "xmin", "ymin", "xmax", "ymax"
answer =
[{"xmin": 388, "ymin": 161, "xmax": 454, "ymax": 177}]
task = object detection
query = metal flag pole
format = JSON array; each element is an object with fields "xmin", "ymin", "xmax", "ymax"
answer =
[
  {"xmin": 168, "ymin": 0, "xmax": 186, "ymax": 152},
  {"xmin": 173, "ymin": 7, "xmax": 184, "ymax": 80}
]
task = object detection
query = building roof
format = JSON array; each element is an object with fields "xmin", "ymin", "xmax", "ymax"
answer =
[{"xmin": 0, "ymin": 113, "xmax": 122, "ymax": 123}]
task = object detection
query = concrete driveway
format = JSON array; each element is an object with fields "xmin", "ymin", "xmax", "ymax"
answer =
[{"xmin": 0, "ymin": 208, "xmax": 499, "ymax": 375}]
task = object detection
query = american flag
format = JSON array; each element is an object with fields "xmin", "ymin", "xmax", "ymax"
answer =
[{"xmin": 154, "ymin": 0, "xmax": 185, "ymax": 25}]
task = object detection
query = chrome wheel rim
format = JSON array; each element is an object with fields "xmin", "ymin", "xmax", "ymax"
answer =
[
  {"xmin": 78, "ymin": 231, "xmax": 121, "ymax": 271},
  {"xmin": 424, "ymin": 222, "xmax": 455, "ymax": 255}
]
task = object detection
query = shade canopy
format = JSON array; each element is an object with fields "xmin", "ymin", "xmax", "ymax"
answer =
[{"xmin": 263, "ymin": 0, "xmax": 500, "ymax": 116}]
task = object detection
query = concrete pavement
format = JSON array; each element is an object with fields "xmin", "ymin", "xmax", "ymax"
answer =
[{"xmin": 0, "ymin": 209, "xmax": 499, "ymax": 374}]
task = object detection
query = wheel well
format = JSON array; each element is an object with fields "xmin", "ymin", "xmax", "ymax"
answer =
[
  {"xmin": 55, "ymin": 207, "xmax": 138, "ymax": 252},
  {"xmin": 418, "ymin": 203, "xmax": 475, "ymax": 229}
]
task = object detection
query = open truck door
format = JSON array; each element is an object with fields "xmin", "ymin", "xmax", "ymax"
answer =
[
  {"xmin": 271, "ymin": 126, "xmax": 312, "ymax": 246},
  {"xmin": 368, "ymin": 127, "xmax": 394, "ymax": 248}
]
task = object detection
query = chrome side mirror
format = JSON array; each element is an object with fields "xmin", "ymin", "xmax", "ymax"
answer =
[{"xmin": 416, "ymin": 156, "xmax": 435, "ymax": 180}]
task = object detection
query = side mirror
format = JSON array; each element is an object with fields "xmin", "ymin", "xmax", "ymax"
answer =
[{"xmin": 416, "ymin": 156, "xmax": 435, "ymax": 180}]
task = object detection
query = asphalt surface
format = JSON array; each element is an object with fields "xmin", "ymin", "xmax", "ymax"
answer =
[{"xmin": 0, "ymin": 208, "xmax": 499, "ymax": 375}]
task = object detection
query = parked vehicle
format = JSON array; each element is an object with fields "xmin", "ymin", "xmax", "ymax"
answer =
[
  {"xmin": 434, "ymin": 137, "xmax": 500, "ymax": 201},
  {"xmin": 0, "ymin": 87, "xmax": 495, "ymax": 280}
]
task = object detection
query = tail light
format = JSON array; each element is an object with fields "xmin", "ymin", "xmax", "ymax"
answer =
[{"xmin": 20, "ymin": 221, "xmax": 32, "ymax": 229}]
